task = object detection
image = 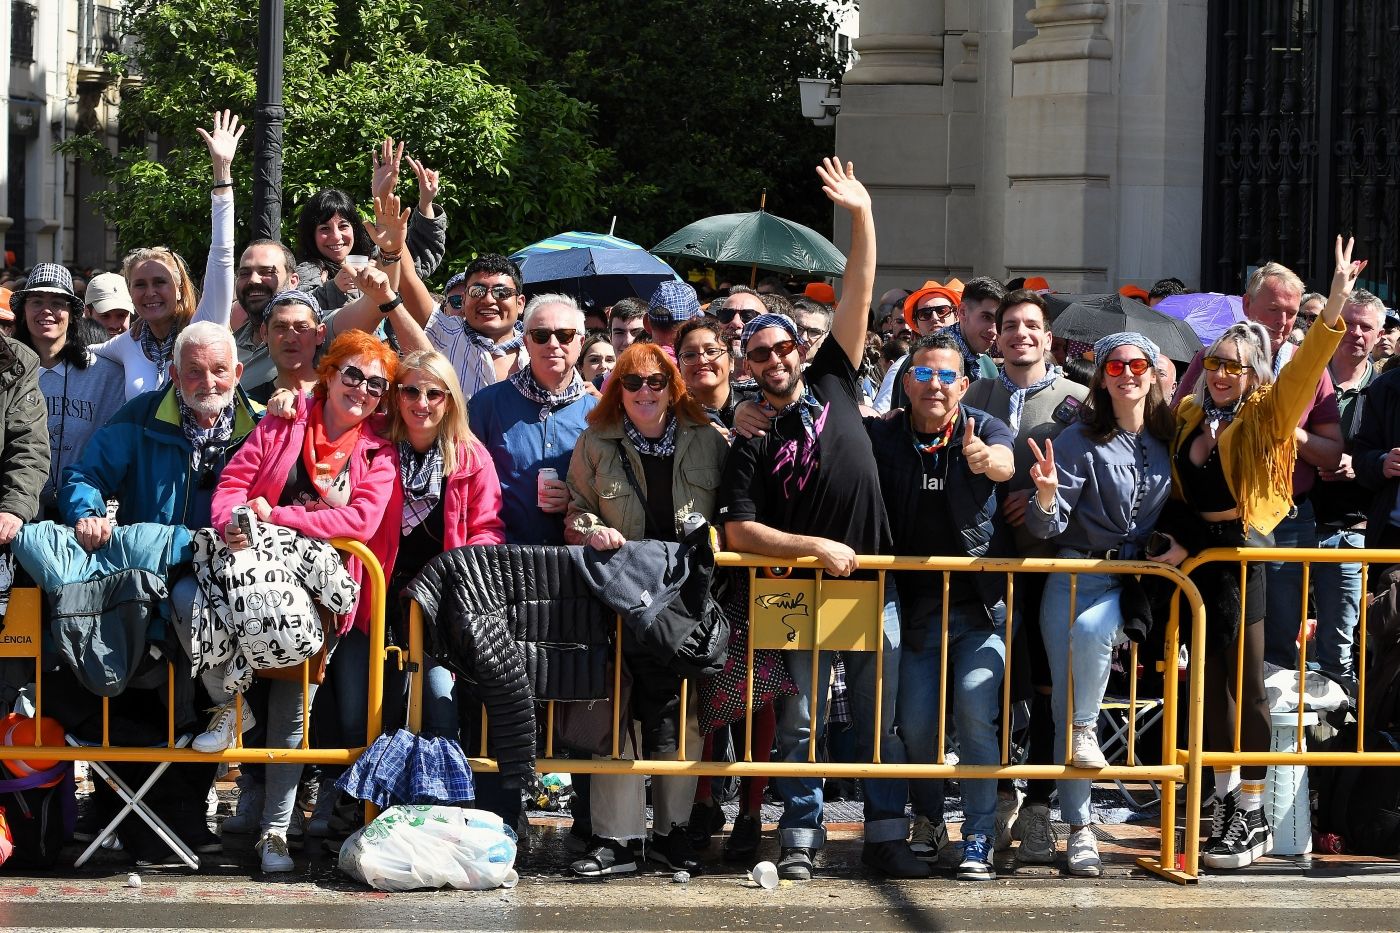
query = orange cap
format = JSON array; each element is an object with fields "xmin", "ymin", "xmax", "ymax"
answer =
[
  {"xmin": 1118, "ymin": 284, "xmax": 1149, "ymax": 302},
  {"xmin": 1023, "ymin": 276, "xmax": 1050, "ymax": 292},
  {"xmin": 903, "ymin": 280, "xmax": 962, "ymax": 331},
  {"xmin": 803, "ymin": 282, "xmax": 836, "ymax": 305}
]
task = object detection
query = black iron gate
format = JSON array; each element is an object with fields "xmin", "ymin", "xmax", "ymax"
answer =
[{"xmin": 1202, "ymin": 0, "xmax": 1400, "ymax": 301}]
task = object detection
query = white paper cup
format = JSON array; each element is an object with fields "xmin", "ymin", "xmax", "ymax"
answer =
[
  {"xmin": 750, "ymin": 860, "xmax": 779, "ymax": 889},
  {"xmin": 344, "ymin": 255, "xmax": 370, "ymax": 272}
]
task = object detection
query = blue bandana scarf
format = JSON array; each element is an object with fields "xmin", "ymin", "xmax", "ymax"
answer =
[{"xmin": 998, "ymin": 367, "xmax": 1060, "ymax": 434}]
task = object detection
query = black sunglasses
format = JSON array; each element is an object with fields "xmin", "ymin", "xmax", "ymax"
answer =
[
  {"xmin": 619, "ymin": 372, "xmax": 670, "ymax": 392},
  {"xmin": 339, "ymin": 364, "xmax": 389, "ymax": 397},
  {"xmin": 198, "ymin": 444, "xmax": 226, "ymax": 489},
  {"xmin": 467, "ymin": 283, "xmax": 519, "ymax": 301},
  {"xmin": 717, "ymin": 306, "xmax": 760, "ymax": 325},
  {"xmin": 745, "ymin": 339, "xmax": 797, "ymax": 363},
  {"xmin": 398, "ymin": 384, "xmax": 448, "ymax": 403},
  {"xmin": 913, "ymin": 303, "xmax": 954, "ymax": 322},
  {"xmin": 528, "ymin": 327, "xmax": 579, "ymax": 345},
  {"xmin": 446, "ymin": 294, "xmax": 464, "ymax": 310}
]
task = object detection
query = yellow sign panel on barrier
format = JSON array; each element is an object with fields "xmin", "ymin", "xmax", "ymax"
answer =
[
  {"xmin": 0, "ymin": 589, "xmax": 41, "ymax": 658},
  {"xmin": 749, "ymin": 577, "xmax": 880, "ymax": 651}
]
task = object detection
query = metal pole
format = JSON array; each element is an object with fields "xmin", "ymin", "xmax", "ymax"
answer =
[{"xmin": 251, "ymin": 0, "xmax": 285, "ymax": 241}]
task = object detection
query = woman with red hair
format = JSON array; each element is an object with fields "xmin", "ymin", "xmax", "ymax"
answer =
[
  {"xmin": 210, "ymin": 329, "xmax": 401, "ymax": 873},
  {"xmin": 562, "ymin": 342, "xmax": 728, "ymax": 877}
]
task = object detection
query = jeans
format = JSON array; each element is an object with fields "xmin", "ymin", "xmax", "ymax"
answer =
[
  {"xmin": 261, "ymin": 679, "xmax": 318, "ymax": 834},
  {"xmin": 1264, "ymin": 498, "xmax": 1318, "ymax": 669},
  {"xmin": 772, "ymin": 580, "xmax": 905, "ymax": 848},
  {"xmin": 329, "ymin": 628, "xmax": 370, "ymax": 748},
  {"xmin": 422, "ymin": 658, "xmax": 461, "ymax": 740},
  {"xmin": 1314, "ymin": 527, "xmax": 1363, "ymax": 692},
  {"xmin": 896, "ymin": 600, "xmax": 1005, "ymax": 840},
  {"xmin": 1040, "ymin": 564, "xmax": 1125, "ymax": 827}
]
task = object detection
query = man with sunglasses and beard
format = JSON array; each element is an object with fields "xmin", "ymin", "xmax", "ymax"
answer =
[
  {"xmin": 864, "ymin": 332, "xmax": 1015, "ymax": 881},
  {"xmin": 421, "ymin": 255, "xmax": 529, "ymax": 399},
  {"xmin": 718, "ymin": 159, "xmax": 928, "ymax": 880}
]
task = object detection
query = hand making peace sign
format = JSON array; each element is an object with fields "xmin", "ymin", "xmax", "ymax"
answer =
[{"xmin": 1028, "ymin": 436, "xmax": 1058, "ymax": 513}]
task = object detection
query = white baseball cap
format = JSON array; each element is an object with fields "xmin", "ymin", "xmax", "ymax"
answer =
[{"xmin": 85, "ymin": 272, "xmax": 134, "ymax": 314}]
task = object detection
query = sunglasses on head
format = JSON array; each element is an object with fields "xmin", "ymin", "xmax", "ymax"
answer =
[
  {"xmin": 467, "ymin": 283, "xmax": 519, "ymax": 301},
  {"xmin": 913, "ymin": 303, "xmax": 954, "ymax": 322},
  {"xmin": 718, "ymin": 306, "xmax": 760, "ymax": 325},
  {"xmin": 745, "ymin": 339, "xmax": 797, "ymax": 363},
  {"xmin": 446, "ymin": 294, "xmax": 464, "ymax": 310},
  {"xmin": 619, "ymin": 372, "xmax": 670, "ymax": 392},
  {"xmin": 1202, "ymin": 355, "xmax": 1251, "ymax": 376},
  {"xmin": 528, "ymin": 327, "xmax": 579, "ymax": 345},
  {"xmin": 398, "ymin": 384, "xmax": 448, "ymax": 404},
  {"xmin": 910, "ymin": 366, "xmax": 959, "ymax": 385},
  {"xmin": 338, "ymin": 364, "xmax": 389, "ymax": 397},
  {"xmin": 1103, "ymin": 358, "xmax": 1154, "ymax": 378}
]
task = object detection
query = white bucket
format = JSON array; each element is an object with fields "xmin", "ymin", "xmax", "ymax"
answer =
[{"xmin": 1265, "ymin": 710, "xmax": 1318, "ymax": 856}]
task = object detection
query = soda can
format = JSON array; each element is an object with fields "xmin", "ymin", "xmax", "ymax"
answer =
[
  {"xmin": 537, "ymin": 467, "xmax": 558, "ymax": 509},
  {"xmin": 232, "ymin": 505, "xmax": 257, "ymax": 543},
  {"xmin": 681, "ymin": 511, "xmax": 706, "ymax": 538}
]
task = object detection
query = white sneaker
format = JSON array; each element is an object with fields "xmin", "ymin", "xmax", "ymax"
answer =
[
  {"xmin": 994, "ymin": 788, "xmax": 1023, "ymax": 851},
  {"xmin": 1070, "ymin": 723, "xmax": 1108, "ymax": 770},
  {"xmin": 193, "ymin": 697, "xmax": 256, "ymax": 753},
  {"xmin": 908, "ymin": 814, "xmax": 949, "ymax": 860},
  {"xmin": 256, "ymin": 831, "xmax": 294, "ymax": 873},
  {"xmin": 1015, "ymin": 803, "xmax": 1058, "ymax": 864},
  {"xmin": 1065, "ymin": 826, "xmax": 1102, "ymax": 877}
]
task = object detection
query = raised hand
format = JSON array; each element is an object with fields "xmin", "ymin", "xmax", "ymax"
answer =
[
  {"xmin": 816, "ymin": 157, "xmax": 871, "ymax": 215},
  {"xmin": 963, "ymin": 416, "xmax": 993, "ymax": 475},
  {"xmin": 1331, "ymin": 235, "xmax": 1367, "ymax": 300},
  {"xmin": 355, "ymin": 264, "xmax": 395, "ymax": 306},
  {"xmin": 408, "ymin": 155, "xmax": 441, "ymax": 217},
  {"xmin": 366, "ymin": 194, "xmax": 411, "ymax": 255},
  {"xmin": 1028, "ymin": 436, "xmax": 1058, "ymax": 511},
  {"xmin": 371, "ymin": 137, "xmax": 405, "ymax": 202},
  {"xmin": 196, "ymin": 110, "xmax": 245, "ymax": 183}
]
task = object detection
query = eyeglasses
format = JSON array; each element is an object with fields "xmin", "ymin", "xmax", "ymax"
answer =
[
  {"xmin": 1103, "ymin": 358, "xmax": 1154, "ymax": 378},
  {"xmin": 528, "ymin": 327, "xmax": 579, "ymax": 346},
  {"xmin": 678, "ymin": 346, "xmax": 728, "ymax": 366},
  {"xmin": 466, "ymin": 283, "xmax": 519, "ymax": 301},
  {"xmin": 338, "ymin": 364, "xmax": 389, "ymax": 397},
  {"xmin": 745, "ymin": 339, "xmax": 797, "ymax": 363},
  {"xmin": 717, "ymin": 306, "xmax": 760, "ymax": 325},
  {"xmin": 1202, "ymin": 355, "xmax": 1251, "ymax": 376},
  {"xmin": 446, "ymin": 294, "xmax": 464, "ymax": 311},
  {"xmin": 797, "ymin": 326, "xmax": 827, "ymax": 343},
  {"xmin": 913, "ymin": 303, "xmax": 954, "ymax": 322},
  {"xmin": 398, "ymin": 384, "xmax": 448, "ymax": 404},
  {"xmin": 619, "ymin": 372, "xmax": 670, "ymax": 392},
  {"xmin": 910, "ymin": 366, "xmax": 959, "ymax": 385}
]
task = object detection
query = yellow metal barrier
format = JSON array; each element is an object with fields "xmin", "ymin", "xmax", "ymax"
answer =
[
  {"xmin": 406, "ymin": 551, "xmax": 1209, "ymax": 884},
  {"xmin": 0, "ymin": 537, "xmax": 387, "ymax": 768}
]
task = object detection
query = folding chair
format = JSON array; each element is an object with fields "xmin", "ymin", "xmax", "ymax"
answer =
[
  {"xmin": 1096, "ymin": 695, "xmax": 1166, "ymax": 809},
  {"xmin": 66, "ymin": 733, "xmax": 200, "ymax": 869}
]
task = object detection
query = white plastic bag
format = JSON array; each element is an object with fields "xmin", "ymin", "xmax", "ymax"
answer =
[{"xmin": 338, "ymin": 805, "xmax": 519, "ymax": 892}]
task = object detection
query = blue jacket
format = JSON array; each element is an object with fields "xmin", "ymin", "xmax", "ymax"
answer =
[{"xmin": 59, "ymin": 384, "xmax": 262, "ymax": 530}]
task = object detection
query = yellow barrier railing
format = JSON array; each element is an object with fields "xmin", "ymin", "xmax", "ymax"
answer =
[
  {"xmin": 406, "ymin": 552, "xmax": 1210, "ymax": 884},
  {"xmin": 0, "ymin": 537, "xmax": 387, "ymax": 767}
]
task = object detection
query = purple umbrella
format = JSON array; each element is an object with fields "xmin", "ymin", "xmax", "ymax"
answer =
[{"xmin": 1154, "ymin": 293, "xmax": 1245, "ymax": 346}]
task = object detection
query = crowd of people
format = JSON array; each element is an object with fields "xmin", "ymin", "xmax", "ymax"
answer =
[{"xmin": 0, "ymin": 115, "xmax": 1392, "ymax": 886}]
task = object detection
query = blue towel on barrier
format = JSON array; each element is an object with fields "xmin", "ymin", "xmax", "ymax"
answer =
[{"xmin": 336, "ymin": 729, "xmax": 475, "ymax": 807}]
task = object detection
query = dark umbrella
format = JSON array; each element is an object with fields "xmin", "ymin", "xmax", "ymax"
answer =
[
  {"xmin": 652, "ymin": 210, "xmax": 847, "ymax": 278},
  {"xmin": 509, "ymin": 232, "xmax": 680, "ymax": 310},
  {"xmin": 1043, "ymin": 293, "xmax": 1117, "ymax": 321},
  {"xmin": 1051, "ymin": 294, "xmax": 1204, "ymax": 361}
]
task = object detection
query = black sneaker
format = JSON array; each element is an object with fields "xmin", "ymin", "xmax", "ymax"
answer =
[
  {"xmin": 565, "ymin": 818, "xmax": 593, "ymax": 855},
  {"xmin": 777, "ymin": 845, "xmax": 815, "ymax": 880},
  {"xmin": 686, "ymin": 800, "xmax": 726, "ymax": 850},
  {"xmin": 723, "ymin": 813, "xmax": 762, "ymax": 862},
  {"xmin": 1202, "ymin": 806, "xmax": 1271, "ymax": 870},
  {"xmin": 569, "ymin": 839, "xmax": 638, "ymax": 877},
  {"xmin": 648, "ymin": 824, "xmax": 703, "ymax": 874},
  {"xmin": 1203, "ymin": 788, "xmax": 1239, "ymax": 852},
  {"xmin": 861, "ymin": 839, "xmax": 933, "ymax": 879}
]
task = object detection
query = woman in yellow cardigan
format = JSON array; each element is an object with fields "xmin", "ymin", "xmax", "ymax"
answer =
[{"xmin": 1165, "ymin": 236, "xmax": 1364, "ymax": 870}]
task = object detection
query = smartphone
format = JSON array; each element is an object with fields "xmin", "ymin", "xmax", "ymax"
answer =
[{"xmin": 1146, "ymin": 531, "xmax": 1171, "ymax": 558}]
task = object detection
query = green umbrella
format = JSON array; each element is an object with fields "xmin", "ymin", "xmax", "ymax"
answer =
[{"xmin": 652, "ymin": 210, "xmax": 847, "ymax": 277}]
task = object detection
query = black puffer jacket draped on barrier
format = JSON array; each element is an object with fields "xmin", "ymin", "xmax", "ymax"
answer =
[{"xmin": 403, "ymin": 545, "xmax": 615, "ymax": 786}]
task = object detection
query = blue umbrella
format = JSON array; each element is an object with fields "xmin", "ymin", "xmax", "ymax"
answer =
[
  {"xmin": 509, "ymin": 231, "xmax": 681, "ymax": 310},
  {"xmin": 1154, "ymin": 293, "xmax": 1245, "ymax": 346}
]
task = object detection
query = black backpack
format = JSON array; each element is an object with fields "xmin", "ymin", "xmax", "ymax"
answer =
[{"xmin": 0, "ymin": 762, "xmax": 76, "ymax": 869}]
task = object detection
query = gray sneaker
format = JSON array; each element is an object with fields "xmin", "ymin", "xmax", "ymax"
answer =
[
  {"xmin": 220, "ymin": 781, "xmax": 265, "ymax": 836},
  {"xmin": 1015, "ymin": 803, "xmax": 1057, "ymax": 864}
]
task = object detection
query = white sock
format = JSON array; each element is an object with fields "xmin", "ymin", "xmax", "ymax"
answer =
[
  {"xmin": 1240, "ymin": 779, "xmax": 1265, "ymax": 812},
  {"xmin": 1213, "ymin": 768, "xmax": 1241, "ymax": 800}
]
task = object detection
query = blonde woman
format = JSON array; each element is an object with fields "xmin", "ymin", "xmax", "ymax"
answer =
[
  {"xmin": 385, "ymin": 350, "xmax": 505, "ymax": 736},
  {"xmin": 95, "ymin": 111, "xmax": 244, "ymax": 399}
]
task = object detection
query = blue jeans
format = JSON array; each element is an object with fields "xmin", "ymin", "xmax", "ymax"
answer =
[
  {"xmin": 1314, "ymin": 527, "xmax": 1363, "ymax": 692},
  {"xmin": 896, "ymin": 600, "xmax": 1005, "ymax": 839},
  {"xmin": 1040, "ymin": 565, "xmax": 1124, "ymax": 827},
  {"xmin": 773, "ymin": 581, "xmax": 905, "ymax": 848},
  {"xmin": 1264, "ymin": 499, "xmax": 1317, "ymax": 669},
  {"xmin": 422, "ymin": 658, "xmax": 461, "ymax": 740},
  {"xmin": 329, "ymin": 628, "xmax": 370, "ymax": 748}
]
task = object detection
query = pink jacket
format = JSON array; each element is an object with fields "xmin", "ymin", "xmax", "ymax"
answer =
[
  {"xmin": 442, "ymin": 439, "xmax": 506, "ymax": 549},
  {"xmin": 212, "ymin": 395, "xmax": 402, "ymax": 634}
]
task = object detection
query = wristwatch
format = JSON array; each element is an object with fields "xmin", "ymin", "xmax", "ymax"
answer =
[{"xmin": 378, "ymin": 293, "xmax": 404, "ymax": 315}]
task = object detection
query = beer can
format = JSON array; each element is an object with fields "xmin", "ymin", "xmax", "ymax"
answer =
[
  {"xmin": 681, "ymin": 511, "xmax": 706, "ymax": 538},
  {"xmin": 232, "ymin": 505, "xmax": 257, "ymax": 543},
  {"xmin": 537, "ymin": 467, "xmax": 559, "ymax": 508}
]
